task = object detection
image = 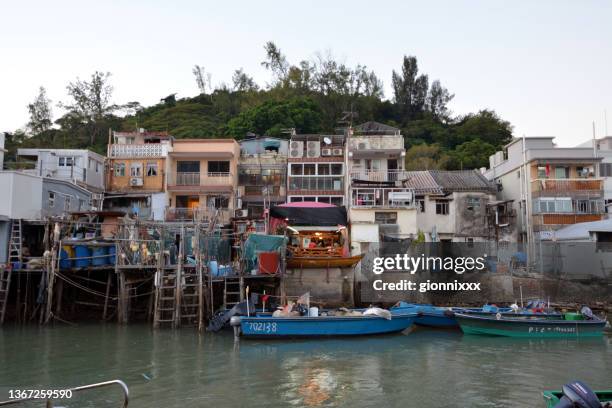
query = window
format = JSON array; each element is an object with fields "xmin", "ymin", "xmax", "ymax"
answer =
[
  {"xmin": 146, "ymin": 162, "xmax": 158, "ymax": 177},
  {"xmin": 466, "ymin": 197, "xmax": 481, "ymax": 211},
  {"xmin": 467, "ymin": 238, "xmax": 474, "ymax": 248},
  {"xmin": 177, "ymin": 161, "xmax": 200, "ymax": 173},
  {"xmin": 58, "ymin": 157, "xmax": 74, "ymax": 167},
  {"xmin": 375, "ymin": 212, "xmax": 398, "ymax": 225},
  {"xmin": 303, "ymin": 196, "xmax": 316, "ymax": 202},
  {"xmin": 78, "ymin": 199, "xmax": 86, "ymax": 211},
  {"xmin": 303, "ymin": 164, "xmax": 316, "ymax": 175},
  {"xmin": 130, "ymin": 162, "xmax": 143, "ymax": 177},
  {"xmin": 577, "ymin": 200, "xmax": 589, "ymax": 213},
  {"xmin": 555, "ymin": 166, "xmax": 569, "ymax": 179},
  {"xmin": 210, "ymin": 196, "xmax": 229, "ymax": 208},
  {"xmin": 537, "ymin": 166, "xmax": 547, "ymax": 178},
  {"xmin": 208, "ymin": 161, "xmax": 230, "ymax": 174},
  {"xmin": 290, "ymin": 164, "xmax": 303, "ymax": 175},
  {"xmin": 330, "ymin": 197, "xmax": 343, "ymax": 206},
  {"xmin": 88, "ymin": 158, "xmax": 93, "ymax": 169},
  {"xmin": 416, "ymin": 199, "xmax": 425, "ymax": 213},
  {"xmin": 290, "ymin": 196, "xmax": 303, "ymax": 202},
  {"xmin": 318, "ymin": 163, "xmax": 331, "ymax": 175},
  {"xmin": 331, "ymin": 164, "xmax": 343, "ymax": 175},
  {"xmin": 64, "ymin": 196, "xmax": 71, "ymax": 212},
  {"xmin": 114, "ymin": 162, "xmax": 126, "ymax": 177},
  {"xmin": 555, "ymin": 199, "xmax": 572, "ymax": 213},
  {"xmin": 95, "ymin": 161, "xmax": 100, "ymax": 173},
  {"xmin": 48, "ymin": 192, "xmax": 55, "ymax": 207},
  {"xmin": 600, "ymin": 163, "xmax": 612, "ymax": 177},
  {"xmin": 435, "ymin": 200, "xmax": 449, "ymax": 215}
]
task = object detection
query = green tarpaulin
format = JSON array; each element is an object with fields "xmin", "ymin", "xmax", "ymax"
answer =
[{"xmin": 243, "ymin": 234, "xmax": 286, "ymax": 271}]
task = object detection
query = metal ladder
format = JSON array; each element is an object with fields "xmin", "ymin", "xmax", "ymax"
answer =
[
  {"xmin": 8, "ymin": 219, "xmax": 22, "ymax": 268},
  {"xmin": 223, "ymin": 276, "xmax": 243, "ymax": 310},
  {"xmin": 0, "ymin": 267, "xmax": 10, "ymax": 324}
]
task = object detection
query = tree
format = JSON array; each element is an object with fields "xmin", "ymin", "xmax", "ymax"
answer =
[
  {"xmin": 232, "ymin": 68, "xmax": 259, "ymax": 92},
  {"xmin": 392, "ymin": 56, "xmax": 429, "ymax": 119},
  {"xmin": 27, "ymin": 86, "xmax": 53, "ymax": 135},
  {"xmin": 449, "ymin": 139, "xmax": 497, "ymax": 170},
  {"xmin": 261, "ymin": 41, "xmax": 289, "ymax": 85},
  {"xmin": 193, "ymin": 65, "xmax": 211, "ymax": 94},
  {"xmin": 404, "ymin": 144, "xmax": 450, "ymax": 170},
  {"xmin": 427, "ymin": 80, "xmax": 454, "ymax": 121},
  {"xmin": 61, "ymin": 71, "xmax": 116, "ymax": 144},
  {"xmin": 454, "ymin": 110, "xmax": 513, "ymax": 148}
]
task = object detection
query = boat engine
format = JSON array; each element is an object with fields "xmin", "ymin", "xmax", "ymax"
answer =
[
  {"xmin": 553, "ymin": 381, "xmax": 603, "ymax": 408},
  {"xmin": 580, "ymin": 306, "xmax": 595, "ymax": 320}
]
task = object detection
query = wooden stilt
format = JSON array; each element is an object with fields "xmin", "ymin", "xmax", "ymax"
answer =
[
  {"xmin": 54, "ymin": 279, "xmax": 64, "ymax": 317},
  {"xmin": 102, "ymin": 271, "xmax": 112, "ymax": 320},
  {"xmin": 44, "ymin": 231, "xmax": 60, "ymax": 325}
]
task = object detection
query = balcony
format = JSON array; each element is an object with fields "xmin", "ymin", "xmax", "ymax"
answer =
[
  {"xmin": 348, "ymin": 135, "xmax": 404, "ymax": 151},
  {"xmin": 350, "ymin": 170, "xmax": 409, "ymax": 183},
  {"xmin": 288, "ymin": 176, "xmax": 344, "ymax": 192},
  {"xmin": 532, "ymin": 213, "xmax": 603, "ymax": 229},
  {"xmin": 531, "ymin": 178, "xmax": 603, "ymax": 197},
  {"xmin": 352, "ymin": 187, "xmax": 415, "ymax": 208},
  {"xmin": 165, "ymin": 207, "xmax": 231, "ymax": 224},
  {"xmin": 109, "ymin": 144, "xmax": 165, "ymax": 158},
  {"xmin": 168, "ymin": 172, "xmax": 234, "ymax": 191}
]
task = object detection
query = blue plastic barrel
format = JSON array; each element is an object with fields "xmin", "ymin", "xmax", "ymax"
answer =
[
  {"xmin": 208, "ymin": 260, "xmax": 219, "ymax": 277},
  {"xmin": 91, "ymin": 247, "xmax": 109, "ymax": 266},
  {"xmin": 108, "ymin": 245, "xmax": 116, "ymax": 265},
  {"xmin": 74, "ymin": 245, "xmax": 92, "ymax": 268},
  {"xmin": 59, "ymin": 249, "xmax": 72, "ymax": 269}
]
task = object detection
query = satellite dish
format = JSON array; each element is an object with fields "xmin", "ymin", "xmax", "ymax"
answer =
[{"xmin": 323, "ymin": 137, "xmax": 332, "ymax": 145}]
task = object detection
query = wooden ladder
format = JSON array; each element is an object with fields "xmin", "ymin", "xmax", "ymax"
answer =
[
  {"xmin": 179, "ymin": 268, "xmax": 201, "ymax": 327},
  {"xmin": 223, "ymin": 276, "xmax": 243, "ymax": 310},
  {"xmin": 8, "ymin": 219, "xmax": 22, "ymax": 268},
  {"xmin": 0, "ymin": 267, "xmax": 11, "ymax": 324},
  {"xmin": 153, "ymin": 268, "xmax": 177, "ymax": 328}
]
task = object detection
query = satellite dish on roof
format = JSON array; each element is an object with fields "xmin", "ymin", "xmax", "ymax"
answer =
[{"xmin": 323, "ymin": 137, "xmax": 332, "ymax": 145}]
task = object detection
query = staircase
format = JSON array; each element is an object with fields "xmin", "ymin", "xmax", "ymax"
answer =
[
  {"xmin": 0, "ymin": 267, "xmax": 10, "ymax": 324},
  {"xmin": 223, "ymin": 276, "xmax": 243, "ymax": 310},
  {"xmin": 8, "ymin": 219, "xmax": 22, "ymax": 269}
]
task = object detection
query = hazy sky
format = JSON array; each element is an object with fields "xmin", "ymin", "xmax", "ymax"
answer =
[{"xmin": 2, "ymin": 0, "xmax": 611, "ymax": 146}]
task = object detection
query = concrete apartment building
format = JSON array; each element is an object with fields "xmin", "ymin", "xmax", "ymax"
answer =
[
  {"xmin": 577, "ymin": 135, "xmax": 612, "ymax": 212},
  {"xmin": 484, "ymin": 137, "xmax": 604, "ymax": 241},
  {"xmin": 346, "ymin": 122, "xmax": 417, "ymax": 253},
  {"xmin": 17, "ymin": 148, "xmax": 105, "ymax": 193},
  {"xmin": 237, "ymin": 137, "xmax": 288, "ymax": 220},
  {"xmin": 105, "ymin": 130, "xmax": 173, "ymax": 220},
  {"xmin": 287, "ymin": 133, "xmax": 346, "ymax": 205},
  {"xmin": 165, "ymin": 139, "xmax": 240, "ymax": 223}
]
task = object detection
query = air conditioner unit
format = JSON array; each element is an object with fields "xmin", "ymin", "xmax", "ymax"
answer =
[
  {"xmin": 306, "ymin": 141, "xmax": 320, "ymax": 158},
  {"xmin": 130, "ymin": 177, "xmax": 143, "ymax": 187},
  {"xmin": 321, "ymin": 148, "xmax": 332, "ymax": 156},
  {"xmin": 357, "ymin": 141, "xmax": 369, "ymax": 150},
  {"xmin": 289, "ymin": 141, "xmax": 304, "ymax": 158},
  {"xmin": 332, "ymin": 148, "xmax": 343, "ymax": 156},
  {"xmin": 235, "ymin": 209, "xmax": 248, "ymax": 218}
]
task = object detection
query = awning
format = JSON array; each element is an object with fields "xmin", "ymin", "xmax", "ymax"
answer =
[
  {"xmin": 270, "ymin": 205, "xmax": 347, "ymax": 226},
  {"xmin": 263, "ymin": 140, "xmax": 281, "ymax": 149}
]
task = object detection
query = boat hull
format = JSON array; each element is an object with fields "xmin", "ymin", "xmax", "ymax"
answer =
[
  {"xmin": 238, "ymin": 313, "xmax": 417, "ymax": 338},
  {"xmin": 286, "ymin": 254, "xmax": 364, "ymax": 269},
  {"xmin": 455, "ymin": 313, "xmax": 607, "ymax": 338}
]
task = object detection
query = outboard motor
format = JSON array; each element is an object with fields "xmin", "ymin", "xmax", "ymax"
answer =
[
  {"xmin": 553, "ymin": 381, "xmax": 602, "ymax": 408},
  {"xmin": 580, "ymin": 306, "xmax": 595, "ymax": 320}
]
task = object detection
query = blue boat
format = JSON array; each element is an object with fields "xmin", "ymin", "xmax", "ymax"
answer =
[
  {"xmin": 392, "ymin": 301, "xmax": 562, "ymax": 328},
  {"xmin": 231, "ymin": 309, "xmax": 417, "ymax": 338}
]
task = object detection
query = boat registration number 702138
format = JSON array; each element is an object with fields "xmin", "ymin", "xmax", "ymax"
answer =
[{"xmin": 246, "ymin": 322, "xmax": 278, "ymax": 333}]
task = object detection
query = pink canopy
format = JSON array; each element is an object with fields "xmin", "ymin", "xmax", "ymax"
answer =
[{"xmin": 277, "ymin": 202, "xmax": 336, "ymax": 208}]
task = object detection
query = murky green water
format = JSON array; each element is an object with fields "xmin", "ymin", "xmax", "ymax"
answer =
[{"xmin": 0, "ymin": 324, "xmax": 611, "ymax": 408}]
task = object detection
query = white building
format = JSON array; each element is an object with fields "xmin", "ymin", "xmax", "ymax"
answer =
[
  {"xmin": 576, "ymin": 135, "xmax": 612, "ymax": 212},
  {"xmin": 17, "ymin": 148, "xmax": 106, "ymax": 192}
]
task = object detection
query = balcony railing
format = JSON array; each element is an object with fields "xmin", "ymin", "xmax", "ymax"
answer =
[
  {"xmin": 348, "ymin": 135, "xmax": 404, "ymax": 151},
  {"xmin": 352, "ymin": 187, "xmax": 415, "ymax": 208},
  {"xmin": 350, "ymin": 170, "xmax": 409, "ymax": 183},
  {"xmin": 165, "ymin": 207, "xmax": 231, "ymax": 224},
  {"xmin": 244, "ymin": 185, "xmax": 282, "ymax": 196},
  {"xmin": 172, "ymin": 172, "xmax": 233, "ymax": 187},
  {"xmin": 531, "ymin": 178, "xmax": 603, "ymax": 195},
  {"xmin": 109, "ymin": 143, "xmax": 164, "ymax": 158},
  {"xmin": 288, "ymin": 176, "xmax": 344, "ymax": 191}
]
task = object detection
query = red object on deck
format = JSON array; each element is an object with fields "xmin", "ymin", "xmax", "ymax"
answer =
[{"xmin": 258, "ymin": 252, "xmax": 280, "ymax": 274}]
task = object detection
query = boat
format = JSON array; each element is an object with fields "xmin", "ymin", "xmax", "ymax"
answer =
[
  {"xmin": 392, "ymin": 301, "xmax": 562, "ymax": 329},
  {"xmin": 454, "ymin": 309, "xmax": 607, "ymax": 338},
  {"xmin": 543, "ymin": 381, "xmax": 612, "ymax": 407},
  {"xmin": 286, "ymin": 253, "xmax": 364, "ymax": 269},
  {"xmin": 230, "ymin": 308, "xmax": 417, "ymax": 338}
]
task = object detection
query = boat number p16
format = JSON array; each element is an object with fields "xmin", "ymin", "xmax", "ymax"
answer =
[{"xmin": 247, "ymin": 322, "xmax": 277, "ymax": 333}]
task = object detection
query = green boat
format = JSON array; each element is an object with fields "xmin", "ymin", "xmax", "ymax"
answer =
[
  {"xmin": 542, "ymin": 390, "xmax": 612, "ymax": 407},
  {"xmin": 454, "ymin": 312, "xmax": 607, "ymax": 338}
]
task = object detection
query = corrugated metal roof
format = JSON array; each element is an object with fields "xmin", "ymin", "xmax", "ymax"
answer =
[
  {"xmin": 353, "ymin": 121, "xmax": 400, "ymax": 135},
  {"xmin": 429, "ymin": 170, "xmax": 496, "ymax": 193},
  {"xmin": 403, "ymin": 171, "xmax": 443, "ymax": 195}
]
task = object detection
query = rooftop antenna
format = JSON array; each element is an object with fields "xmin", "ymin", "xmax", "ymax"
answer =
[{"xmin": 605, "ymin": 109, "xmax": 608, "ymax": 136}]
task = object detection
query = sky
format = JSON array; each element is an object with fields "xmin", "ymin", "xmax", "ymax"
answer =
[{"xmin": 1, "ymin": 0, "xmax": 611, "ymax": 146}]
